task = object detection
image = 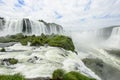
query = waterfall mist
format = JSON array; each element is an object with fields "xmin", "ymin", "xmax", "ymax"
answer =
[{"xmin": 70, "ymin": 26, "xmax": 120, "ymax": 80}]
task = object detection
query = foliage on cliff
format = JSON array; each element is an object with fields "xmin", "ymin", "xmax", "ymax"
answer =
[
  {"xmin": 0, "ymin": 33, "xmax": 75, "ymax": 51},
  {"xmin": 52, "ymin": 69, "xmax": 96, "ymax": 80}
]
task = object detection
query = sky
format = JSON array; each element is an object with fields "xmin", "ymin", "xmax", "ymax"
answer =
[{"xmin": 0, "ymin": 0, "xmax": 120, "ymax": 30}]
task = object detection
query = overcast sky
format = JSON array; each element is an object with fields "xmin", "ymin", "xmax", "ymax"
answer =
[{"xmin": 0, "ymin": 0, "xmax": 120, "ymax": 30}]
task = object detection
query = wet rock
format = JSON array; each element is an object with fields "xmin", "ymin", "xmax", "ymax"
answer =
[
  {"xmin": 0, "ymin": 42, "xmax": 16, "ymax": 47},
  {"xmin": 105, "ymin": 49, "xmax": 120, "ymax": 57},
  {"xmin": 27, "ymin": 56, "xmax": 43, "ymax": 63},
  {"xmin": 0, "ymin": 58, "xmax": 18, "ymax": 66},
  {"xmin": 82, "ymin": 58, "xmax": 120, "ymax": 80},
  {"xmin": 44, "ymin": 44, "xmax": 48, "ymax": 48}
]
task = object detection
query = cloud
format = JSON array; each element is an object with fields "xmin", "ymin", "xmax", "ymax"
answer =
[
  {"xmin": 54, "ymin": 11, "xmax": 63, "ymax": 19},
  {"xmin": 93, "ymin": 14, "xmax": 120, "ymax": 19},
  {"xmin": 84, "ymin": 0, "xmax": 92, "ymax": 11},
  {"xmin": 0, "ymin": 0, "xmax": 120, "ymax": 31},
  {"xmin": 18, "ymin": 0, "xmax": 25, "ymax": 5}
]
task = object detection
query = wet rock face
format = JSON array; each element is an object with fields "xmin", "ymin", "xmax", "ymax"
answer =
[
  {"xmin": 22, "ymin": 19, "xmax": 32, "ymax": 33},
  {"xmin": 0, "ymin": 59, "xmax": 10, "ymax": 66},
  {"xmin": 0, "ymin": 42, "xmax": 16, "ymax": 47},
  {"xmin": 0, "ymin": 58, "xmax": 18, "ymax": 66},
  {"xmin": 0, "ymin": 17, "xmax": 5, "ymax": 30},
  {"xmin": 98, "ymin": 27, "xmax": 114, "ymax": 40},
  {"xmin": 82, "ymin": 58, "xmax": 120, "ymax": 80},
  {"xmin": 105, "ymin": 49, "xmax": 120, "ymax": 57},
  {"xmin": 27, "ymin": 56, "xmax": 43, "ymax": 63}
]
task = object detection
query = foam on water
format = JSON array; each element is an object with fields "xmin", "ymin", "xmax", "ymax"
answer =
[{"xmin": 0, "ymin": 43, "xmax": 101, "ymax": 80}]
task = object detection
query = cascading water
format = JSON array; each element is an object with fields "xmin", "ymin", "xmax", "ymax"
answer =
[
  {"xmin": 71, "ymin": 26, "xmax": 120, "ymax": 80},
  {"xmin": 0, "ymin": 18, "xmax": 63, "ymax": 36},
  {"xmin": 1, "ymin": 17, "xmax": 120, "ymax": 80},
  {"xmin": 94, "ymin": 26, "xmax": 120, "ymax": 49},
  {"xmin": 0, "ymin": 43, "xmax": 101, "ymax": 80},
  {"xmin": 103, "ymin": 27, "xmax": 120, "ymax": 49}
]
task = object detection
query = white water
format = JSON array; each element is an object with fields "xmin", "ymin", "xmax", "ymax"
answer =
[
  {"xmin": 71, "ymin": 26, "xmax": 120, "ymax": 71},
  {"xmin": 0, "ymin": 43, "xmax": 101, "ymax": 80},
  {"xmin": 0, "ymin": 18, "xmax": 63, "ymax": 36}
]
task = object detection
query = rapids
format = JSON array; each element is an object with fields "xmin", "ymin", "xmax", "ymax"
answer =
[{"xmin": 0, "ymin": 43, "xmax": 101, "ymax": 80}]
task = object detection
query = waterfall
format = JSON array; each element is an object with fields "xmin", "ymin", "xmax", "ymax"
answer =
[
  {"xmin": 102, "ymin": 26, "xmax": 120, "ymax": 49},
  {"xmin": 95, "ymin": 26, "xmax": 120, "ymax": 40},
  {"xmin": 22, "ymin": 19, "xmax": 32, "ymax": 33},
  {"xmin": 70, "ymin": 27, "xmax": 120, "ymax": 80},
  {"xmin": 0, "ymin": 18, "xmax": 63, "ymax": 36},
  {"xmin": 107, "ymin": 26, "xmax": 120, "ymax": 39},
  {"xmin": 71, "ymin": 26, "xmax": 120, "ymax": 71}
]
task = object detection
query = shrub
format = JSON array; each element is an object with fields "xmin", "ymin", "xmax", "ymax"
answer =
[
  {"xmin": 63, "ymin": 71, "xmax": 96, "ymax": 80},
  {"xmin": 20, "ymin": 39, "xmax": 28, "ymax": 46},
  {"xmin": 9, "ymin": 58, "xmax": 18, "ymax": 65},
  {"xmin": 16, "ymin": 33, "xmax": 24, "ymax": 39},
  {"xmin": 0, "ymin": 33, "xmax": 75, "ymax": 51},
  {"xmin": 63, "ymin": 73, "xmax": 77, "ymax": 80},
  {"xmin": 30, "ymin": 39, "xmax": 42, "ymax": 46},
  {"xmin": 11, "ymin": 33, "xmax": 24, "ymax": 40},
  {"xmin": 52, "ymin": 69, "xmax": 65, "ymax": 80},
  {"xmin": 48, "ymin": 35, "xmax": 75, "ymax": 51},
  {"xmin": 0, "ymin": 73, "xmax": 25, "ymax": 80},
  {"xmin": 0, "ymin": 48, "xmax": 6, "ymax": 52}
]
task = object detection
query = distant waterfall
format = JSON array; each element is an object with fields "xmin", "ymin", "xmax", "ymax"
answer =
[
  {"xmin": 0, "ymin": 18, "xmax": 63, "ymax": 36},
  {"xmin": 0, "ymin": 17, "xmax": 5, "ymax": 30},
  {"xmin": 96, "ymin": 26, "xmax": 120, "ymax": 40},
  {"xmin": 109, "ymin": 27, "xmax": 120, "ymax": 37}
]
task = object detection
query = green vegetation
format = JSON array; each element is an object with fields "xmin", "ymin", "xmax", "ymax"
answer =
[
  {"xmin": 0, "ymin": 48, "xmax": 6, "ymax": 52},
  {"xmin": 52, "ymin": 69, "xmax": 65, "ymax": 80},
  {"xmin": 9, "ymin": 58, "xmax": 18, "ymax": 65},
  {"xmin": 48, "ymin": 35, "xmax": 75, "ymax": 51},
  {"xmin": 0, "ymin": 33, "xmax": 75, "ymax": 51},
  {"xmin": 20, "ymin": 39, "xmax": 28, "ymax": 46},
  {"xmin": 0, "ymin": 73, "xmax": 25, "ymax": 80},
  {"xmin": 63, "ymin": 71, "xmax": 96, "ymax": 80},
  {"xmin": 52, "ymin": 69, "xmax": 96, "ymax": 80},
  {"xmin": 0, "ymin": 69, "xmax": 96, "ymax": 80},
  {"xmin": 0, "ymin": 33, "xmax": 25, "ymax": 43}
]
